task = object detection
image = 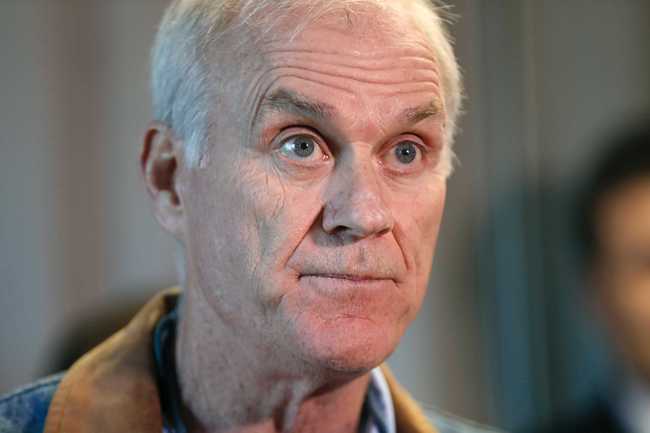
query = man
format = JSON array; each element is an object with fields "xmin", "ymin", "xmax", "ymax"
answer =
[
  {"xmin": 0, "ymin": 1, "xmax": 495, "ymax": 432},
  {"xmin": 531, "ymin": 122, "xmax": 650, "ymax": 433}
]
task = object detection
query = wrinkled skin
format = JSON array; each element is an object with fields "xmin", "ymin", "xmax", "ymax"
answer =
[
  {"xmin": 143, "ymin": 8, "xmax": 448, "ymax": 433},
  {"xmin": 594, "ymin": 177, "xmax": 650, "ymax": 383}
]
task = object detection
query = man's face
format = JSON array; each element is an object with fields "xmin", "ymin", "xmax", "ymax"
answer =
[
  {"xmin": 179, "ymin": 10, "xmax": 447, "ymax": 372},
  {"xmin": 595, "ymin": 176, "xmax": 650, "ymax": 380}
]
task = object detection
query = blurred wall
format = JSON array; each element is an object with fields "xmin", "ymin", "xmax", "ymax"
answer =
[
  {"xmin": 0, "ymin": 0, "xmax": 176, "ymax": 393},
  {"xmin": 469, "ymin": 0, "xmax": 650, "ymax": 430},
  {"xmin": 1, "ymin": 0, "xmax": 649, "ymax": 430}
]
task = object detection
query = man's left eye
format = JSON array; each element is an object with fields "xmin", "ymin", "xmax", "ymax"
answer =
[
  {"xmin": 394, "ymin": 141, "xmax": 419, "ymax": 164},
  {"xmin": 278, "ymin": 134, "xmax": 324, "ymax": 161},
  {"xmin": 379, "ymin": 139, "xmax": 431, "ymax": 175}
]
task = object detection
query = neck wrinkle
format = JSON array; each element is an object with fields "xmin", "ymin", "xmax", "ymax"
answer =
[{"xmin": 174, "ymin": 286, "xmax": 371, "ymax": 433}]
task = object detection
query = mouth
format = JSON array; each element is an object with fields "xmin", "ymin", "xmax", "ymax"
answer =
[
  {"xmin": 299, "ymin": 273, "xmax": 393, "ymax": 282},
  {"xmin": 297, "ymin": 273, "xmax": 397, "ymax": 298}
]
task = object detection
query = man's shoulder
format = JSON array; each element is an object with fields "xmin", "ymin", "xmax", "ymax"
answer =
[
  {"xmin": 0, "ymin": 373, "xmax": 64, "ymax": 433},
  {"xmin": 426, "ymin": 408, "xmax": 506, "ymax": 433}
]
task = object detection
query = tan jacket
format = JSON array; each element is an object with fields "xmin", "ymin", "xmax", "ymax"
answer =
[{"xmin": 43, "ymin": 288, "xmax": 438, "ymax": 433}]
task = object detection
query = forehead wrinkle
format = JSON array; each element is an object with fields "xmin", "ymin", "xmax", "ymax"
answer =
[
  {"xmin": 247, "ymin": 70, "xmax": 356, "ymax": 135},
  {"xmin": 241, "ymin": 48, "xmax": 443, "ymax": 143},
  {"xmin": 260, "ymin": 35, "xmax": 441, "ymax": 75},
  {"xmin": 239, "ymin": 24, "xmax": 443, "ymax": 129},
  {"xmin": 261, "ymin": 65, "xmax": 439, "ymax": 91},
  {"xmin": 260, "ymin": 48, "xmax": 441, "ymax": 90},
  {"xmin": 263, "ymin": 48, "xmax": 439, "ymax": 72},
  {"xmin": 247, "ymin": 77, "xmax": 442, "ymax": 144}
]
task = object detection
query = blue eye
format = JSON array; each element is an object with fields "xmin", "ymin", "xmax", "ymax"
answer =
[
  {"xmin": 280, "ymin": 135, "xmax": 318, "ymax": 159},
  {"xmin": 394, "ymin": 141, "xmax": 418, "ymax": 164}
]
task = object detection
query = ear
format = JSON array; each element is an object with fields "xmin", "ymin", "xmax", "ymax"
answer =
[{"xmin": 140, "ymin": 122, "xmax": 185, "ymax": 240}]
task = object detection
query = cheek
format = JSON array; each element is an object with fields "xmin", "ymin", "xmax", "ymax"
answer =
[
  {"xmin": 183, "ymin": 170, "xmax": 260, "ymax": 304},
  {"xmin": 231, "ymin": 159, "xmax": 328, "ymax": 296},
  {"xmin": 359, "ymin": 181, "xmax": 445, "ymax": 327},
  {"xmin": 394, "ymin": 181, "xmax": 446, "ymax": 282}
]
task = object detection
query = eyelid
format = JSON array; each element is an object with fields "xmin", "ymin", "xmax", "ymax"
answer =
[
  {"xmin": 274, "ymin": 126, "xmax": 317, "ymax": 145},
  {"xmin": 382, "ymin": 135, "xmax": 428, "ymax": 156}
]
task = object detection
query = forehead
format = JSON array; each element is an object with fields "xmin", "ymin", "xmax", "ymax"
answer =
[
  {"xmin": 227, "ymin": 7, "xmax": 443, "ymax": 129},
  {"xmin": 260, "ymin": 6, "xmax": 439, "ymax": 79}
]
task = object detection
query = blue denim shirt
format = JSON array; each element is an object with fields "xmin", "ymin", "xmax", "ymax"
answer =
[{"xmin": 0, "ymin": 373, "xmax": 63, "ymax": 433}]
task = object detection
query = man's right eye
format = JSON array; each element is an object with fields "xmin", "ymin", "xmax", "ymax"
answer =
[{"xmin": 278, "ymin": 134, "xmax": 326, "ymax": 161}]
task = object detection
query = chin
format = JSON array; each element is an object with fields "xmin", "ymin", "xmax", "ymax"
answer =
[
  {"xmin": 294, "ymin": 315, "xmax": 403, "ymax": 375},
  {"xmin": 276, "ymin": 276, "xmax": 417, "ymax": 375}
]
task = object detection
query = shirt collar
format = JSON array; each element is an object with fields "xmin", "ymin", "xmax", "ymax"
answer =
[{"xmin": 363, "ymin": 367, "xmax": 397, "ymax": 433}]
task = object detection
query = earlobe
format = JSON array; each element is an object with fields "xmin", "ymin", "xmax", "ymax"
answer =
[{"xmin": 141, "ymin": 122, "xmax": 185, "ymax": 239}]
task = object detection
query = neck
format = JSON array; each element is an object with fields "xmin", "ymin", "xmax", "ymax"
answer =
[{"xmin": 175, "ymin": 287, "xmax": 371, "ymax": 433}]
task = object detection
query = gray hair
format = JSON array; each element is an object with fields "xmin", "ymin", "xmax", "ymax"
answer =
[{"xmin": 151, "ymin": 0, "xmax": 462, "ymax": 171}]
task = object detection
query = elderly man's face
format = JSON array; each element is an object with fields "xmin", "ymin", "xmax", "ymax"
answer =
[{"xmin": 179, "ymin": 11, "xmax": 447, "ymax": 372}]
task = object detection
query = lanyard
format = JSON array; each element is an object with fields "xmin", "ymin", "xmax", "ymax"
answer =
[{"xmin": 153, "ymin": 307, "xmax": 187, "ymax": 433}]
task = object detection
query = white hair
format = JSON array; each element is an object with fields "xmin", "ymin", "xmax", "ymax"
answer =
[{"xmin": 151, "ymin": 0, "xmax": 462, "ymax": 172}]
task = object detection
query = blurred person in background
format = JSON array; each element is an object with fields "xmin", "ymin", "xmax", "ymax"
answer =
[
  {"xmin": 532, "ymin": 120, "xmax": 650, "ymax": 433},
  {"xmin": 0, "ymin": 1, "xmax": 501, "ymax": 433}
]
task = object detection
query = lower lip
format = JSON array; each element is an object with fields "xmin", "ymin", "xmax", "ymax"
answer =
[{"xmin": 299, "ymin": 275, "xmax": 395, "ymax": 296}]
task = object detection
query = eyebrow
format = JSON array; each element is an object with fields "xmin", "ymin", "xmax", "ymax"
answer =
[
  {"xmin": 257, "ymin": 87, "xmax": 442, "ymax": 126},
  {"xmin": 259, "ymin": 88, "xmax": 335, "ymax": 122},
  {"xmin": 402, "ymin": 99, "xmax": 443, "ymax": 124}
]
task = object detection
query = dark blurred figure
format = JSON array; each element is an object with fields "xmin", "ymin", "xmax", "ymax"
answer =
[{"xmin": 534, "ymin": 119, "xmax": 650, "ymax": 433}]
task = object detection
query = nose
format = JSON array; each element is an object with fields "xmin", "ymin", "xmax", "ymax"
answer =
[{"xmin": 322, "ymin": 158, "xmax": 394, "ymax": 241}]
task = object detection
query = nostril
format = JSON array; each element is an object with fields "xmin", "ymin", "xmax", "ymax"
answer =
[
  {"xmin": 321, "ymin": 196, "xmax": 395, "ymax": 240},
  {"xmin": 329, "ymin": 224, "xmax": 348, "ymax": 236},
  {"xmin": 321, "ymin": 174, "xmax": 394, "ymax": 240}
]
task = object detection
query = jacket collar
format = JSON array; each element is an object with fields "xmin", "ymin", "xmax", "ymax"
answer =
[{"xmin": 44, "ymin": 288, "xmax": 437, "ymax": 433}]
